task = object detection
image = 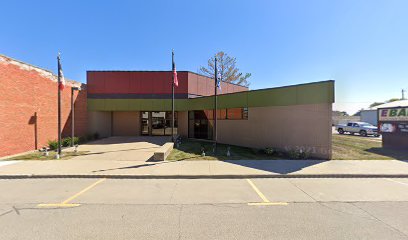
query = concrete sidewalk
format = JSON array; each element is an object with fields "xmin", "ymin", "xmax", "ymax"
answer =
[{"xmin": 0, "ymin": 159, "xmax": 408, "ymax": 178}]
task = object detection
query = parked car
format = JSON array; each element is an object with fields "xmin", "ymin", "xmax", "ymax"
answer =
[{"xmin": 336, "ymin": 121, "xmax": 380, "ymax": 137}]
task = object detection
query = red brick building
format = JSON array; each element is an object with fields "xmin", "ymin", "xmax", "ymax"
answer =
[{"xmin": 0, "ymin": 55, "xmax": 87, "ymax": 157}]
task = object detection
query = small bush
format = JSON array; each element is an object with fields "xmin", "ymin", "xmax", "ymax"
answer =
[
  {"xmin": 264, "ymin": 147, "xmax": 275, "ymax": 155},
  {"xmin": 48, "ymin": 140, "xmax": 59, "ymax": 150},
  {"xmin": 73, "ymin": 137, "xmax": 80, "ymax": 145},
  {"xmin": 62, "ymin": 137, "xmax": 80, "ymax": 147},
  {"xmin": 62, "ymin": 137, "xmax": 71, "ymax": 147},
  {"xmin": 288, "ymin": 149, "xmax": 300, "ymax": 159},
  {"xmin": 298, "ymin": 149, "xmax": 311, "ymax": 159},
  {"xmin": 287, "ymin": 148, "xmax": 311, "ymax": 160}
]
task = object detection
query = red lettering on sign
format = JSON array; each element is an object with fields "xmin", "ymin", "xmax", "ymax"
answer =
[{"xmin": 381, "ymin": 109, "xmax": 388, "ymax": 117}]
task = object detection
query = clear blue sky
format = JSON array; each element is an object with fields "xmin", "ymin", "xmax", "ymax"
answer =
[{"xmin": 1, "ymin": 0, "xmax": 407, "ymax": 114}]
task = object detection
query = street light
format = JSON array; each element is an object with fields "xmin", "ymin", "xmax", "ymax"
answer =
[{"xmin": 71, "ymin": 86, "xmax": 80, "ymax": 147}]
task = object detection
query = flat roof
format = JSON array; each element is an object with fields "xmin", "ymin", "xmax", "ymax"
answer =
[{"xmin": 370, "ymin": 100, "xmax": 408, "ymax": 110}]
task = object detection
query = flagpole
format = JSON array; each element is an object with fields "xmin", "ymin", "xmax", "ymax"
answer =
[
  {"xmin": 71, "ymin": 87, "xmax": 74, "ymax": 147},
  {"xmin": 214, "ymin": 56, "xmax": 218, "ymax": 153},
  {"xmin": 57, "ymin": 53, "xmax": 62, "ymax": 158},
  {"xmin": 171, "ymin": 50, "xmax": 175, "ymax": 142}
]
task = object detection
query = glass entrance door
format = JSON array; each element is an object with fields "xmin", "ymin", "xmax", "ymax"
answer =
[
  {"xmin": 151, "ymin": 112, "xmax": 166, "ymax": 136},
  {"xmin": 141, "ymin": 111, "xmax": 177, "ymax": 136},
  {"xmin": 141, "ymin": 112, "xmax": 149, "ymax": 135},
  {"xmin": 164, "ymin": 111, "xmax": 177, "ymax": 136}
]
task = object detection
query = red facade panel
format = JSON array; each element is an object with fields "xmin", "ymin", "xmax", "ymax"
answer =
[
  {"xmin": 197, "ymin": 75, "xmax": 206, "ymax": 96},
  {"xmin": 176, "ymin": 72, "xmax": 189, "ymax": 94},
  {"xmin": 207, "ymin": 78, "xmax": 215, "ymax": 96},
  {"xmin": 187, "ymin": 73, "xmax": 198, "ymax": 96},
  {"xmin": 87, "ymin": 71, "xmax": 189, "ymax": 95},
  {"xmin": 104, "ymin": 72, "xmax": 131, "ymax": 93},
  {"xmin": 233, "ymin": 84, "xmax": 248, "ymax": 93},
  {"xmin": 129, "ymin": 73, "xmax": 140, "ymax": 93},
  {"xmin": 87, "ymin": 72, "xmax": 105, "ymax": 94},
  {"xmin": 87, "ymin": 71, "xmax": 247, "ymax": 97},
  {"xmin": 221, "ymin": 82, "xmax": 229, "ymax": 94}
]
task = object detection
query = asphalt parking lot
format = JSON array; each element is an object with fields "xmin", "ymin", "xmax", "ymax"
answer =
[{"xmin": 1, "ymin": 178, "xmax": 408, "ymax": 239}]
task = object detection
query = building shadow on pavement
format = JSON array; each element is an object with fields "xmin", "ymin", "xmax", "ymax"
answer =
[
  {"xmin": 93, "ymin": 159, "xmax": 327, "ymax": 174},
  {"xmin": 221, "ymin": 160, "xmax": 327, "ymax": 174},
  {"xmin": 365, "ymin": 148, "xmax": 408, "ymax": 161}
]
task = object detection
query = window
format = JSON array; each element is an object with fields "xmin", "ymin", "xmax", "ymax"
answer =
[
  {"xmin": 227, "ymin": 108, "xmax": 243, "ymax": 120},
  {"xmin": 218, "ymin": 109, "xmax": 227, "ymax": 120},
  {"xmin": 188, "ymin": 108, "xmax": 248, "ymax": 140},
  {"xmin": 141, "ymin": 111, "xmax": 177, "ymax": 136},
  {"xmin": 242, "ymin": 107, "xmax": 248, "ymax": 119}
]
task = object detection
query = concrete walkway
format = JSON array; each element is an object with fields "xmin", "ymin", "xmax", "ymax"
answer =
[
  {"xmin": 1, "ymin": 136, "xmax": 407, "ymax": 178},
  {"xmin": 70, "ymin": 136, "xmax": 170, "ymax": 161},
  {"xmin": 0, "ymin": 159, "xmax": 407, "ymax": 178}
]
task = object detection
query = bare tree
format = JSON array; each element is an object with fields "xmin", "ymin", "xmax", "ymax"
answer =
[{"xmin": 199, "ymin": 51, "xmax": 251, "ymax": 87}]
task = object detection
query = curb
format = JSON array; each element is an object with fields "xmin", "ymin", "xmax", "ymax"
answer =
[{"xmin": 1, "ymin": 174, "xmax": 408, "ymax": 179}]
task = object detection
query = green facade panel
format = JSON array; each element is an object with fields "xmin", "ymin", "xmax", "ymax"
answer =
[
  {"xmin": 88, "ymin": 99, "xmax": 105, "ymax": 111},
  {"xmin": 87, "ymin": 81, "xmax": 335, "ymax": 111},
  {"xmin": 218, "ymin": 92, "xmax": 248, "ymax": 108},
  {"xmin": 295, "ymin": 81, "xmax": 334, "ymax": 105},
  {"xmin": 187, "ymin": 97, "xmax": 214, "ymax": 110},
  {"xmin": 105, "ymin": 99, "xmax": 129, "ymax": 111},
  {"xmin": 127, "ymin": 99, "xmax": 141, "ymax": 111},
  {"xmin": 247, "ymin": 87, "xmax": 297, "ymax": 107},
  {"xmin": 174, "ymin": 99, "xmax": 190, "ymax": 111}
]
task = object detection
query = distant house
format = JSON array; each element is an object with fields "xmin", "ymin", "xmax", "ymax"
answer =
[
  {"xmin": 332, "ymin": 111, "xmax": 360, "ymax": 126},
  {"xmin": 361, "ymin": 100, "xmax": 408, "ymax": 125}
]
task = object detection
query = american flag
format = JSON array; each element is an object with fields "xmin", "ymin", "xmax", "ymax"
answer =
[
  {"xmin": 172, "ymin": 51, "xmax": 178, "ymax": 87},
  {"xmin": 57, "ymin": 54, "xmax": 66, "ymax": 91},
  {"xmin": 216, "ymin": 71, "xmax": 221, "ymax": 93}
]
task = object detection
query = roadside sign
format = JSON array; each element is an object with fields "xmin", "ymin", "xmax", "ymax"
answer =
[
  {"xmin": 379, "ymin": 122, "xmax": 408, "ymax": 134},
  {"xmin": 378, "ymin": 107, "xmax": 408, "ymax": 121},
  {"xmin": 378, "ymin": 107, "xmax": 408, "ymax": 135}
]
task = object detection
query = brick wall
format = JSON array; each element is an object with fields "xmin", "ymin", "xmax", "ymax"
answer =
[{"xmin": 0, "ymin": 55, "xmax": 87, "ymax": 157}]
